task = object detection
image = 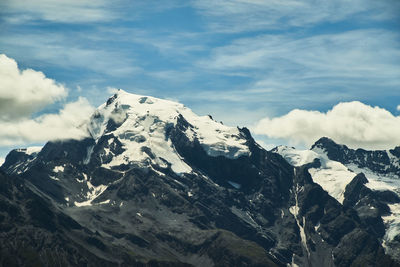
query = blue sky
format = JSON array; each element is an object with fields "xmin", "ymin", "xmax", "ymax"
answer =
[{"xmin": 0, "ymin": 0, "xmax": 400, "ymax": 158}]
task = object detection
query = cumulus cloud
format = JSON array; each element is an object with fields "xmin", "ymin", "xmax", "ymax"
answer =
[
  {"xmin": 253, "ymin": 101, "xmax": 400, "ymax": 150},
  {"xmin": 0, "ymin": 54, "xmax": 95, "ymax": 146},
  {"xmin": 397, "ymin": 105, "xmax": 400, "ymax": 111},
  {"xmin": 0, "ymin": 97, "xmax": 94, "ymax": 146},
  {"xmin": 0, "ymin": 54, "xmax": 67, "ymax": 120}
]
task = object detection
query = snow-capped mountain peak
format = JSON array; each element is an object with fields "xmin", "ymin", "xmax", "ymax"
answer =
[
  {"xmin": 273, "ymin": 145, "xmax": 355, "ymax": 203},
  {"xmin": 86, "ymin": 90, "xmax": 250, "ymax": 173}
]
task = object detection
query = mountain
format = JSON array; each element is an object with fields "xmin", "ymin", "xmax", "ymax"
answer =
[
  {"xmin": 274, "ymin": 138, "xmax": 400, "ymax": 262},
  {"xmin": 1, "ymin": 90, "xmax": 399, "ymax": 267}
]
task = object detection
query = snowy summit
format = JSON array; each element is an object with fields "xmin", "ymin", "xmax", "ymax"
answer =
[{"xmin": 86, "ymin": 89, "xmax": 250, "ymax": 173}]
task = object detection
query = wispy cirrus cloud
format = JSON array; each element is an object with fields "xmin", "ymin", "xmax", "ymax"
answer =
[
  {"xmin": 101, "ymin": 28, "xmax": 207, "ymax": 58},
  {"xmin": 0, "ymin": 0, "xmax": 115, "ymax": 24},
  {"xmin": 198, "ymin": 29, "xmax": 400, "ymax": 104},
  {"xmin": 192, "ymin": 0, "xmax": 399, "ymax": 32},
  {"xmin": 202, "ymin": 29, "xmax": 400, "ymax": 78},
  {"xmin": 0, "ymin": 33, "xmax": 140, "ymax": 77},
  {"xmin": 0, "ymin": 0, "xmax": 189, "ymax": 25}
]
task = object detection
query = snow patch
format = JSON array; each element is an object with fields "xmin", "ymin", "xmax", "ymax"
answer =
[
  {"xmin": 346, "ymin": 164, "xmax": 400, "ymax": 195},
  {"xmin": 289, "ymin": 257, "xmax": 300, "ymax": 267},
  {"xmin": 274, "ymin": 146, "xmax": 319, "ymax": 166},
  {"xmin": 382, "ymin": 203, "xmax": 400, "ymax": 242},
  {"xmin": 275, "ymin": 146, "xmax": 355, "ymax": 203},
  {"xmin": 49, "ymin": 175, "xmax": 60, "ymax": 181},
  {"xmin": 74, "ymin": 174, "xmax": 108, "ymax": 207},
  {"xmin": 289, "ymin": 185, "xmax": 310, "ymax": 258},
  {"xmin": 26, "ymin": 146, "xmax": 42, "ymax": 155},
  {"xmin": 228, "ymin": 180, "xmax": 241, "ymax": 189},
  {"xmin": 309, "ymin": 160, "xmax": 355, "ymax": 204},
  {"xmin": 387, "ymin": 150, "xmax": 400, "ymax": 168},
  {"xmin": 314, "ymin": 223, "xmax": 320, "ymax": 232},
  {"xmin": 53, "ymin": 165, "xmax": 65, "ymax": 173},
  {"xmin": 83, "ymin": 145, "xmax": 94, "ymax": 164},
  {"xmin": 16, "ymin": 146, "xmax": 42, "ymax": 156}
]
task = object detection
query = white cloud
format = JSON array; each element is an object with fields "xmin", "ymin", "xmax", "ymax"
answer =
[
  {"xmin": 397, "ymin": 105, "xmax": 400, "ymax": 111},
  {"xmin": 0, "ymin": 55, "xmax": 95, "ymax": 146},
  {"xmin": 253, "ymin": 101, "xmax": 400, "ymax": 150},
  {"xmin": 0, "ymin": 54, "xmax": 67, "ymax": 120},
  {"xmin": 0, "ymin": 97, "xmax": 94, "ymax": 146}
]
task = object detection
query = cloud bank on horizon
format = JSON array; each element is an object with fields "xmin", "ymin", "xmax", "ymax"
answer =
[
  {"xmin": 253, "ymin": 101, "xmax": 400, "ymax": 150},
  {"xmin": 0, "ymin": 54, "xmax": 94, "ymax": 146},
  {"xmin": 1, "ymin": 53, "xmax": 399, "ymax": 152}
]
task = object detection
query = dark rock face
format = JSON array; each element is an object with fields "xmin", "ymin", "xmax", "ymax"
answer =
[
  {"xmin": 333, "ymin": 229, "xmax": 395, "ymax": 267},
  {"xmin": 0, "ymin": 170, "xmax": 167, "ymax": 267},
  {"xmin": 1, "ymin": 149, "xmax": 37, "ymax": 174},
  {"xmin": 286, "ymin": 165, "xmax": 397, "ymax": 267},
  {"xmin": 343, "ymin": 173, "xmax": 369, "ymax": 207},
  {"xmin": 169, "ymin": 116, "xmax": 293, "ymax": 198},
  {"xmin": 342, "ymin": 173, "xmax": 400, "ymax": 245},
  {"xmin": 310, "ymin": 137, "xmax": 400, "ymax": 264},
  {"xmin": 1, "ymin": 112, "xmax": 399, "ymax": 266},
  {"xmin": 312, "ymin": 137, "xmax": 400, "ymax": 176}
]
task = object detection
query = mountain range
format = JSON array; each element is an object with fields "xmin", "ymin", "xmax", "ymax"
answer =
[{"xmin": 1, "ymin": 90, "xmax": 399, "ymax": 267}]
